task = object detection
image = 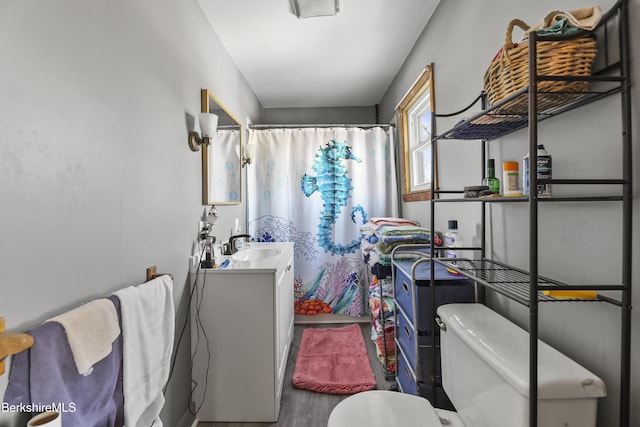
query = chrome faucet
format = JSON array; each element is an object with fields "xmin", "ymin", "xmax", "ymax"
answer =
[{"xmin": 226, "ymin": 234, "xmax": 251, "ymax": 254}]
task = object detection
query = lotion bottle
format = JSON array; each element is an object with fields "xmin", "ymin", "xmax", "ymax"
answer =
[{"xmin": 444, "ymin": 220, "xmax": 463, "ymax": 275}]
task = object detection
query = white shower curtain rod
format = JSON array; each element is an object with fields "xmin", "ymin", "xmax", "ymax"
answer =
[{"xmin": 248, "ymin": 123, "xmax": 394, "ymax": 129}]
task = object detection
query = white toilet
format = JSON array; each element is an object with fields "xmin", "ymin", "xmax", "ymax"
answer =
[{"xmin": 328, "ymin": 303, "xmax": 606, "ymax": 427}]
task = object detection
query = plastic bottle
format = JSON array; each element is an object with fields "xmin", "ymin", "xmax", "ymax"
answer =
[
  {"xmin": 444, "ymin": 220, "xmax": 463, "ymax": 275},
  {"xmin": 523, "ymin": 144, "xmax": 552, "ymax": 197},
  {"xmin": 482, "ymin": 158, "xmax": 500, "ymax": 194},
  {"xmin": 502, "ymin": 161, "xmax": 521, "ymax": 196}
]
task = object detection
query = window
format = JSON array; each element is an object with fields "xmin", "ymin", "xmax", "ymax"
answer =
[{"xmin": 397, "ymin": 64, "xmax": 437, "ymax": 202}]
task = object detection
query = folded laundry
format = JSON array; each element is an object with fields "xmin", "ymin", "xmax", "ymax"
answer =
[
  {"xmin": 378, "ymin": 225, "xmax": 431, "ymax": 238},
  {"xmin": 368, "ymin": 217, "xmax": 420, "ymax": 228},
  {"xmin": 525, "ymin": 5, "xmax": 603, "ymax": 38},
  {"xmin": 376, "ymin": 237, "xmax": 436, "ymax": 256}
]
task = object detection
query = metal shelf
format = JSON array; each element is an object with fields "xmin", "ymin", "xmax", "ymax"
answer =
[
  {"xmin": 435, "ymin": 85, "xmax": 622, "ymax": 141},
  {"xmin": 426, "ymin": 2, "xmax": 631, "ymax": 425},
  {"xmin": 432, "ymin": 195, "xmax": 624, "ymax": 203},
  {"xmin": 432, "ymin": 258, "xmax": 624, "ymax": 306}
]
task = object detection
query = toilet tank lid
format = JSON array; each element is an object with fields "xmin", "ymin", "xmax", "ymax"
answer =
[{"xmin": 437, "ymin": 304, "xmax": 606, "ymax": 400}]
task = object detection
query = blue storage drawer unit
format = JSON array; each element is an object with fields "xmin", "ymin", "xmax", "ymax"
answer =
[
  {"xmin": 396, "ymin": 346, "xmax": 418, "ymax": 395},
  {"xmin": 395, "ymin": 307, "xmax": 418, "ymax": 366},
  {"xmin": 396, "ymin": 307, "xmax": 441, "ymax": 380},
  {"xmin": 393, "ymin": 258, "xmax": 475, "ymax": 406},
  {"xmin": 396, "ymin": 342, "xmax": 450, "ymax": 405},
  {"xmin": 394, "ymin": 259, "xmax": 476, "ymax": 332}
]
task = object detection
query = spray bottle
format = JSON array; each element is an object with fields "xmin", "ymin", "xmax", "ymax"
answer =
[{"xmin": 523, "ymin": 144, "xmax": 552, "ymax": 197}]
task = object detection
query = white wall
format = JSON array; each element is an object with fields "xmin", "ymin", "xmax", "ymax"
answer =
[
  {"xmin": 262, "ymin": 106, "xmax": 376, "ymax": 124},
  {"xmin": 0, "ymin": 1, "xmax": 262, "ymax": 426},
  {"xmin": 379, "ymin": 0, "xmax": 640, "ymax": 426}
]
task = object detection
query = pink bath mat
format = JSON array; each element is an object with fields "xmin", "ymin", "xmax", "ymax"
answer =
[{"xmin": 293, "ymin": 324, "xmax": 376, "ymax": 394}]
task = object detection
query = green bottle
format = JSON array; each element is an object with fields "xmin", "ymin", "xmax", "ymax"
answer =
[{"xmin": 482, "ymin": 158, "xmax": 500, "ymax": 194}]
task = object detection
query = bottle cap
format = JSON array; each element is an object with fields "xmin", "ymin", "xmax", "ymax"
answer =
[
  {"xmin": 487, "ymin": 158, "xmax": 495, "ymax": 168},
  {"xmin": 448, "ymin": 220, "xmax": 458, "ymax": 230},
  {"xmin": 503, "ymin": 161, "xmax": 518, "ymax": 171}
]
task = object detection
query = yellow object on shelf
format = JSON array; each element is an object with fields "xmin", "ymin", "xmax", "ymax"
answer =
[{"xmin": 543, "ymin": 290, "xmax": 598, "ymax": 300}]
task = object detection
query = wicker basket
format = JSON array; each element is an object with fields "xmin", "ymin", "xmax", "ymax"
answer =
[{"xmin": 483, "ymin": 18, "xmax": 597, "ymax": 112}]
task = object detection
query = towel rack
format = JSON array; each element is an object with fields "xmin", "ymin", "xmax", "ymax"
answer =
[
  {"xmin": 0, "ymin": 317, "xmax": 34, "ymax": 375},
  {"xmin": 146, "ymin": 265, "xmax": 174, "ymax": 282},
  {"xmin": 0, "ymin": 266, "xmax": 171, "ymax": 375}
]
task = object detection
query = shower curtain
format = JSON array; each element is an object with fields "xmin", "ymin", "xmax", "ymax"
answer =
[{"xmin": 247, "ymin": 127, "xmax": 398, "ymax": 317}]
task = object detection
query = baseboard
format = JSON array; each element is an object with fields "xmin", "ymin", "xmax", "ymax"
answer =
[
  {"xmin": 295, "ymin": 313, "xmax": 370, "ymax": 324},
  {"xmin": 175, "ymin": 411, "xmax": 197, "ymax": 427}
]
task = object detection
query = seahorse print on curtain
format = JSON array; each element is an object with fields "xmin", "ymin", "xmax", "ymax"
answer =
[{"xmin": 301, "ymin": 139, "xmax": 368, "ymax": 255}]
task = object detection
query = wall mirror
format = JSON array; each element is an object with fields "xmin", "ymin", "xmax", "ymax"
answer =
[
  {"xmin": 201, "ymin": 88, "xmax": 242, "ymax": 205},
  {"xmin": 397, "ymin": 64, "xmax": 437, "ymax": 202}
]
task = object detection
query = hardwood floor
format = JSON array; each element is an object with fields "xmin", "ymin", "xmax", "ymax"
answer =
[{"xmin": 198, "ymin": 322, "xmax": 396, "ymax": 427}]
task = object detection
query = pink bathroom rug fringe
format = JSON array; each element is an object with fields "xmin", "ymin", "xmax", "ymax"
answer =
[{"xmin": 293, "ymin": 323, "xmax": 376, "ymax": 394}]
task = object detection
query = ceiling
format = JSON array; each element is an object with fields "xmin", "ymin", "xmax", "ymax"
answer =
[{"xmin": 197, "ymin": 0, "xmax": 440, "ymax": 109}]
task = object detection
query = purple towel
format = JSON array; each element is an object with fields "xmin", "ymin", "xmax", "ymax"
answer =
[{"xmin": 3, "ymin": 296, "xmax": 124, "ymax": 427}]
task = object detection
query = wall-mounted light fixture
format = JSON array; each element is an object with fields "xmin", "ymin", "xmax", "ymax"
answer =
[
  {"xmin": 242, "ymin": 142, "xmax": 256, "ymax": 168},
  {"xmin": 290, "ymin": 0, "xmax": 339, "ymax": 18},
  {"xmin": 188, "ymin": 112, "xmax": 218, "ymax": 151}
]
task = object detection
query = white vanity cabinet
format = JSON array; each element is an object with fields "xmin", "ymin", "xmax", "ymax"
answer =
[{"xmin": 190, "ymin": 242, "xmax": 295, "ymax": 422}]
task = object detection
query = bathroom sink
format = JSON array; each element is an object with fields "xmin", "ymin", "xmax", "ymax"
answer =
[{"xmin": 231, "ymin": 247, "xmax": 281, "ymax": 262}]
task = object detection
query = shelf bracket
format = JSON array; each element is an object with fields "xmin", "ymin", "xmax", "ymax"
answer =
[{"xmin": 0, "ymin": 317, "xmax": 34, "ymax": 375}]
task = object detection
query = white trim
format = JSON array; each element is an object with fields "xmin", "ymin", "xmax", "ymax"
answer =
[{"xmin": 295, "ymin": 313, "xmax": 369, "ymax": 324}]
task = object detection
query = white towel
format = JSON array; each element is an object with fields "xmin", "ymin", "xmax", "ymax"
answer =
[
  {"xmin": 526, "ymin": 5, "xmax": 603, "ymax": 35},
  {"xmin": 46, "ymin": 298, "xmax": 120, "ymax": 375},
  {"xmin": 114, "ymin": 275, "xmax": 175, "ymax": 427}
]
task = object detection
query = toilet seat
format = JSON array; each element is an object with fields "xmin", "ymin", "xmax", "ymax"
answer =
[{"xmin": 328, "ymin": 390, "xmax": 443, "ymax": 427}]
